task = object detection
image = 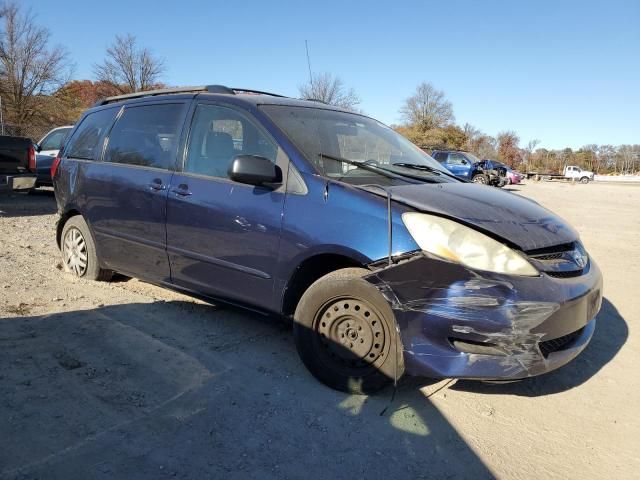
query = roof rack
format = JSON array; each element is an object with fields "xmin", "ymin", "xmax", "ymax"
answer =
[
  {"xmin": 232, "ymin": 88, "xmax": 286, "ymax": 97},
  {"xmin": 94, "ymin": 84, "xmax": 286, "ymax": 106},
  {"xmin": 303, "ymin": 98, "xmax": 329, "ymax": 105}
]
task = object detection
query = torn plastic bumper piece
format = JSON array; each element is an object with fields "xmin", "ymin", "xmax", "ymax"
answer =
[{"xmin": 365, "ymin": 252, "xmax": 603, "ymax": 380}]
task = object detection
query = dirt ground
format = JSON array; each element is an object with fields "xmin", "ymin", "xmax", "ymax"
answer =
[{"xmin": 0, "ymin": 182, "xmax": 638, "ymax": 479}]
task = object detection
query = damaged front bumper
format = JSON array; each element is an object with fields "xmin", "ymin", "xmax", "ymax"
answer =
[{"xmin": 365, "ymin": 253, "xmax": 603, "ymax": 380}]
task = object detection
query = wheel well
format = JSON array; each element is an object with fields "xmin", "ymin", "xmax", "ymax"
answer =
[
  {"xmin": 56, "ymin": 209, "xmax": 81, "ymax": 247},
  {"xmin": 281, "ymin": 254, "xmax": 364, "ymax": 316}
]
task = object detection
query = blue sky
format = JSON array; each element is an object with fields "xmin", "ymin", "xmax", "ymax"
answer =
[{"xmin": 26, "ymin": 0, "xmax": 639, "ymax": 149}]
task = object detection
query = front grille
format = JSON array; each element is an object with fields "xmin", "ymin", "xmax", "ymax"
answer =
[
  {"xmin": 539, "ymin": 327, "xmax": 585, "ymax": 358},
  {"xmin": 526, "ymin": 242, "xmax": 588, "ymax": 278},
  {"xmin": 546, "ymin": 269, "xmax": 584, "ymax": 279},
  {"xmin": 532, "ymin": 252, "xmax": 564, "ymax": 260},
  {"xmin": 526, "ymin": 243, "xmax": 575, "ymax": 257}
]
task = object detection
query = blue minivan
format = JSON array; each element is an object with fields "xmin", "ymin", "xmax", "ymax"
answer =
[{"xmin": 53, "ymin": 86, "xmax": 602, "ymax": 394}]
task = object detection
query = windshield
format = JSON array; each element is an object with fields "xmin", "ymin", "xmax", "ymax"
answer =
[
  {"xmin": 465, "ymin": 152, "xmax": 481, "ymax": 163},
  {"xmin": 260, "ymin": 105, "xmax": 457, "ymax": 186}
]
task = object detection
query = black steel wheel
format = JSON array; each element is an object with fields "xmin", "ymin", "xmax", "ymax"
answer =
[{"xmin": 294, "ymin": 268, "xmax": 404, "ymax": 394}]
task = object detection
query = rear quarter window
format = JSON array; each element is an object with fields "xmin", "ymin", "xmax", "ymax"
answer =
[{"xmin": 65, "ymin": 108, "xmax": 118, "ymax": 160}]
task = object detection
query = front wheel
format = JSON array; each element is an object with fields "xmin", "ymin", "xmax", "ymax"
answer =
[
  {"xmin": 293, "ymin": 268, "xmax": 404, "ymax": 395},
  {"xmin": 472, "ymin": 174, "xmax": 489, "ymax": 184},
  {"xmin": 580, "ymin": 176, "xmax": 590, "ymax": 184},
  {"xmin": 61, "ymin": 216, "xmax": 112, "ymax": 281}
]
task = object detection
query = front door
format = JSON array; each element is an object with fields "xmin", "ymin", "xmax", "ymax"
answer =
[
  {"xmin": 445, "ymin": 152, "xmax": 471, "ymax": 179},
  {"xmin": 166, "ymin": 103, "xmax": 286, "ymax": 310},
  {"xmin": 85, "ymin": 102, "xmax": 188, "ymax": 282}
]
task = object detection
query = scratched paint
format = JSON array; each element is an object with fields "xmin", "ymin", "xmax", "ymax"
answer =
[{"xmin": 364, "ymin": 252, "xmax": 598, "ymax": 379}]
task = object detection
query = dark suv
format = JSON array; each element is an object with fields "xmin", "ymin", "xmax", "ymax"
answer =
[{"xmin": 53, "ymin": 85, "xmax": 602, "ymax": 394}]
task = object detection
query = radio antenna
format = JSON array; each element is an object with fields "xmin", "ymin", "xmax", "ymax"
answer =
[{"xmin": 305, "ymin": 40, "xmax": 314, "ymax": 88}]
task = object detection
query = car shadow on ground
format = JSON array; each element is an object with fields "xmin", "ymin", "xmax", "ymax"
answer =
[
  {"xmin": 452, "ymin": 297, "xmax": 626, "ymax": 396},
  {"xmin": 0, "ymin": 189, "xmax": 56, "ymax": 217},
  {"xmin": 0, "ymin": 300, "xmax": 495, "ymax": 479}
]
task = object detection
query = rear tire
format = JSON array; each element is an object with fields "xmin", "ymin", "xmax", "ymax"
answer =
[
  {"xmin": 293, "ymin": 268, "xmax": 404, "ymax": 395},
  {"xmin": 61, "ymin": 216, "xmax": 112, "ymax": 281}
]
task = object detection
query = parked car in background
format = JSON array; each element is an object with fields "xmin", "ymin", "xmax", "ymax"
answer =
[
  {"xmin": 53, "ymin": 85, "xmax": 602, "ymax": 394},
  {"xmin": 36, "ymin": 126, "xmax": 73, "ymax": 157},
  {"xmin": 431, "ymin": 150, "xmax": 507, "ymax": 187},
  {"xmin": 488, "ymin": 160, "xmax": 523, "ymax": 185},
  {"xmin": 0, "ymin": 135, "xmax": 37, "ymax": 193},
  {"xmin": 34, "ymin": 153, "xmax": 56, "ymax": 187},
  {"xmin": 505, "ymin": 168, "xmax": 522, "ymax": 185}
]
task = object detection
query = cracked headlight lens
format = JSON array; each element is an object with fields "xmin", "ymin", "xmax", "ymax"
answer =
[{"xmin": 402, "ymin": 212, "xmax": 538, "ymax": 276}]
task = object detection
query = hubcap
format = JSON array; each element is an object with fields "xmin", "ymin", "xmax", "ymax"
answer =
[
  {"xmin": 314, "ymin": 298, "xmax": 387, "ymax": 370},
  {"xmin": 63, "ymin": 227, "xmax": 88, "ymax": 276}
]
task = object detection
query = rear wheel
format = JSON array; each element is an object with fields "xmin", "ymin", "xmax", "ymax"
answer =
[
  {"xmin": 472, "ymin": 173, "xmax": 489, "ymax": 184},
  {"xmin": 293, "ymin": 268, "xmax": 404, "ymax": 394},
  {"xmin": 61, "ymin": 216, "xmax": 112, "ymax": 281}
]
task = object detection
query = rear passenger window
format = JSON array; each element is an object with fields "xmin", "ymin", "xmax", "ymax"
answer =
[
  {"xmin": 105, "ymin": 104, "xmax": 184, "ymax": 169},
  {"xmin": 65, "ymin": 109, "xmax": 117, "ymax": 160},
  {"xmin": 184, "ymin": 104, "xmax": 277, "ymax": 179}
]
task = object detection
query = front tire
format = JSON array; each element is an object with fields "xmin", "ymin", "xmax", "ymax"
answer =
[
  {"xmin": 472, "ymin": 174, "xmax": 489, "ymax": 185},
  {"xmin": 61, "ymin": 216, "xmax": 112, "ymax": 281},
  {"xmin": 580, "ymin": 176, "xmax": 590, "ymax": 184},
  {"xmin": 293, "ymin": 268, "xmax": 404, "ymax": 395}
]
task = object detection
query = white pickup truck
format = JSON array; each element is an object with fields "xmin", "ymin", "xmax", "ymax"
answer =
[{"xmin": 533, "ymin": 165, "xmax": 595, "ymax": 184}]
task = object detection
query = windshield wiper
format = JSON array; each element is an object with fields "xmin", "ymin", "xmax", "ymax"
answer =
[
  {"xmin": 391, "ymin": 162, "xmax": 459, "ymax": 179},
  {"xmin": 318, "ymin": 153, "xmax": 397, "ymax": 179}
]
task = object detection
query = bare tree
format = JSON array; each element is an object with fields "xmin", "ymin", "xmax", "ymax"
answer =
[
  {"xmin": 298, "ymin": 72, "xmax": 360, "ymax": 110},
  {"xmin": 0, "ymin": 1, "xmax": 72, "ymax": 127},
  {"xmin": 400, "ymin": 82, "xmax": 454, "ymax": 129},
  {"xmin": 94, "ymin": 34, "xmax": 164, "ymax": 94},
  {"xmin": 524, "ymin": 138, "xmax": 540, "ymax": 171}
]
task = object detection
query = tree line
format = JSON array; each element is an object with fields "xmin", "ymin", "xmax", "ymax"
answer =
[
  {"xmin": 1, "ymin": 2, "xmax": 637, "ymax": 174},
  {"xmin": 391, "ymin": 81, "xmax": 639, "ymax": 175}
]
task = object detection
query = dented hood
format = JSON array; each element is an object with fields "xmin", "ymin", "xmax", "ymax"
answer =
[{"xmin": 388, "ymin": 182, "xmax": 578, "ymax": 251}]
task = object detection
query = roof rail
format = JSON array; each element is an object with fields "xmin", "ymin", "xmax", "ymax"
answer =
[
  {"xmin": 303, "ymin": 97, "xmax": 329, "ymax": 105},
  {"xmin": 94, "ymin": 84, "xmax": 286, "ymax": 106},
  {"xmin": 232, "ymin": 88, "xmax": 286, "ymax": 97}
]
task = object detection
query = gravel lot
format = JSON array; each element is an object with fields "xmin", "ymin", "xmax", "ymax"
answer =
[{"xmin": 1, "ymin": 182, "xmax": 638, "ymax": 479}]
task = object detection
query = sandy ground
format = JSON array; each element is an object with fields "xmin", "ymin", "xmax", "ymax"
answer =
[{"xmin": 0, "ymin": 182, "xmax": 638, "ymax": 479}]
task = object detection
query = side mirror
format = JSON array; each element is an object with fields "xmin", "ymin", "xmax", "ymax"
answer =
[
  {"xmin": 35, "ymin": 143, "xmax": 41, "ymax": 153},
  {"xmin": 461, "ymin": 159, "xmax": 468, "ymax": 165},
  {"xmin": 228, "ymin": 155, "xmax": 282, "ymax": 187}
]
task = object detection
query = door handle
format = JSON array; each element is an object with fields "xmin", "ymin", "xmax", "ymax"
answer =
[
  {"xmin": 171, "ymin": 184, "xmax": 192, "ymax": 196},
  {"xmin": 148, "ymin": 179, "xmax": 166, "ymax": 191}
]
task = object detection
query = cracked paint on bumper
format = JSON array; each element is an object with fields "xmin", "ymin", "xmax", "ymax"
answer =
[{"xmin": 365, "ymin": 253, "xmax": 603, "ymax": 380}]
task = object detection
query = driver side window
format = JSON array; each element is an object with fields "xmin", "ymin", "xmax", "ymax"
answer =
[
  {"xmin": 448, "ymin": 153, "xmax": 467, "ymax": 165},
  {"xmin": 184, "ymin": 104, "xmax": 278, "ymax": 179}
]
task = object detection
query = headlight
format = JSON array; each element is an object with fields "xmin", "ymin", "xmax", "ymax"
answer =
[{"xmin": 402, "ymin": 212, "xmax": 538, "ymax": 276}]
